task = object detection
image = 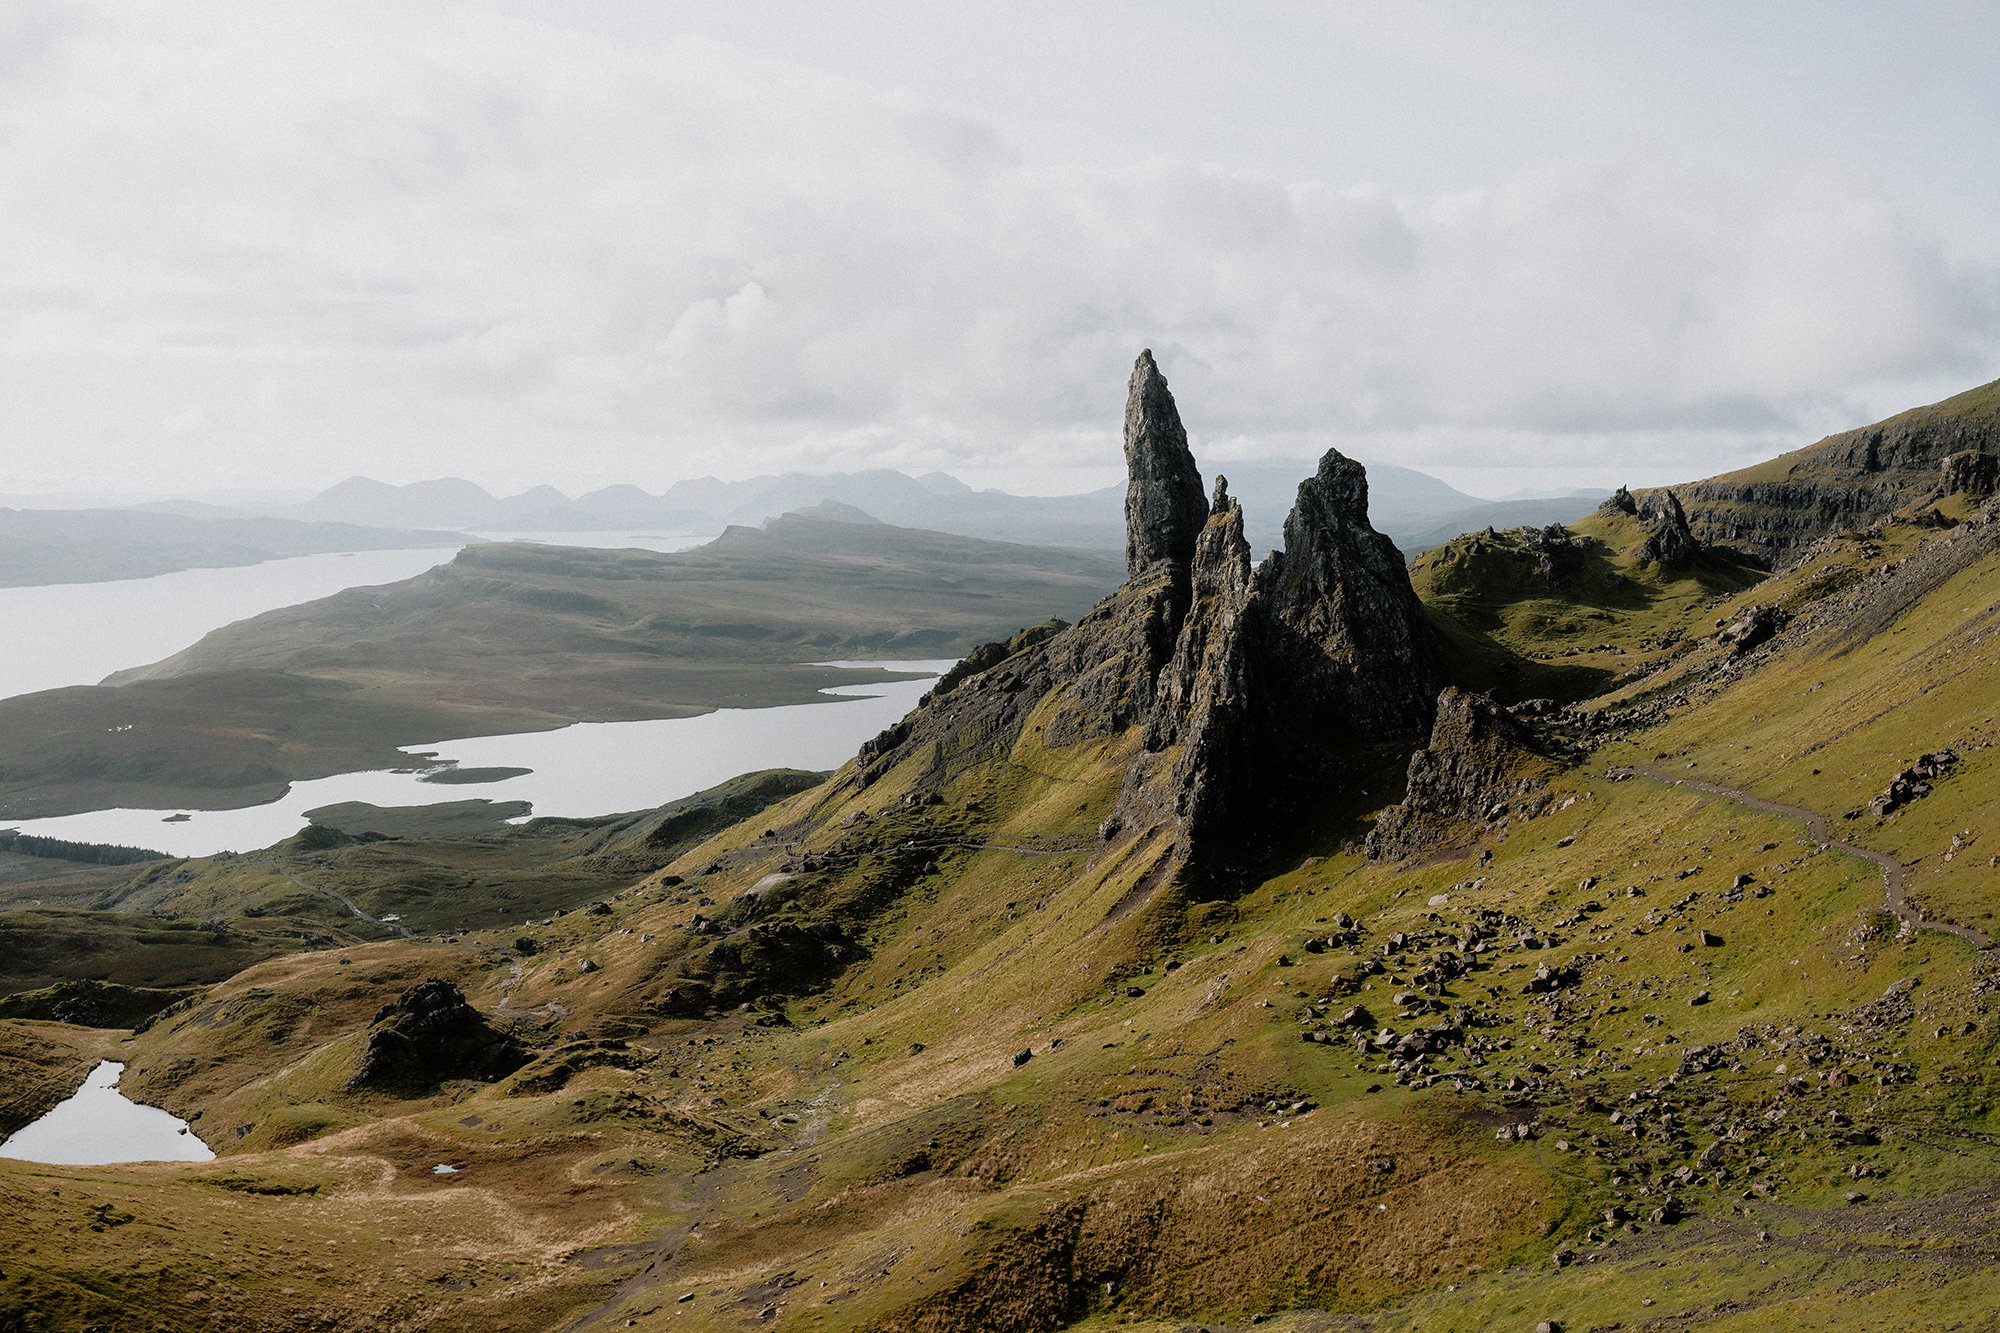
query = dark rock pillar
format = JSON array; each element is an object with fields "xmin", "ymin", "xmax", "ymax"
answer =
[
  {"xmin": 1637, "ymin": 488, "xmax": 1700, "ymax": 566},
  {"xmin": 1255, "ymin": 448, "xmax": 1446, "ymax": 746},
  {"xmin": 1123, "ymin": 349, "xmax": 1209, "ymax": 574}
]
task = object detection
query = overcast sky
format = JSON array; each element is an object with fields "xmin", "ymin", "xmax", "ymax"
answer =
[{"xmin": 3, "ymin": 1, "xmax": 1997, "ymax": 502}]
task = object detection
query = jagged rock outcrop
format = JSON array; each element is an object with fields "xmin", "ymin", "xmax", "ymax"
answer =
[
  {"xmin": 1940, "ymin": 450, "xmax": 1998, "ymax": 499},
  {"xmin": 1123, "ymin": 349, "xmax": 1209, "ymax": 574},
  {"xmin": 1366, "ymin": 688, "xmax": 1558, "ymax": 863},
  {"xmin": 1603, "ymin": 485, "xmax": 1638, "ymax": 516},
  {"xmin": 929, "ymin": 620, "xmax": 1068, "ymax": 700},
  {"xmin": 1039, "ymin": 565, "xmax": 1188, "ymax": 747},
  {"xmin": 1637, "ymin": 489, "xmax": 1700, "ymax": 567},
  {"xmin": 1108, "ymin": 450, "xmax": 1446, "ymax": 874},
  {"xmin": 1255, "ymin": 449, "xmax": 1446, "ymax": 744},
  {"xmin": 849, "ymin": 350, "xmax": 1446, "ymax": 886},
  {"xmin": 348, "ymin": 978, "xmax": 524, "ymax": 1093},
  {"xmin": 1112, "ymin": 478, "xmax": 1258, "ymax": 860},
  {"xmin": 1521, "ymin": 524, "xmax": 1590, "ymax": 584},
  {"xmin": 849, "ymin": 346, "xmax": 1215, "ymax": 791}
]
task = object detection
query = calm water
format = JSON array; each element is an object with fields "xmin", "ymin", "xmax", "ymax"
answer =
[
  {"xmin": 2, "ymin": 664, "xmax": 949, "ymax": 857},
  {"xmin": 0, "ymin": 531, "xmax": 719, "ymax": 703},
  {"xmin": 0, "ymin": 1061, "xmax": 214, "ymax": 1165},
  {"xmin": 0, "ymin": 548, "xmax": 455, "ymax": 700}
]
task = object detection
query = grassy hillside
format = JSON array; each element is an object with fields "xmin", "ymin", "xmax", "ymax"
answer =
[
  {"xmin": 1654, "ymin": 376, "xmax": 2000, "ymax": 568},
  {"xmin": 0, "ymin": 517, "xmax": 1122, "ymax": 817},
  {"xmin": 1, "ymin": 490, "xmax": 1994, "ymax": 1329},
  {"xmin": 1413, "ymin": 510, "xmax": 1762, "ymax": 701}
]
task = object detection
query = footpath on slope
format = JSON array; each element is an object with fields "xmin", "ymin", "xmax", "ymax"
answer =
[
  {"xmin": 271, "ymin": 862, "xmax": 416, "ymax": 940},
  {"xmin": 1606, "ymin": 765, "xmax": 1989, "ymax": 950}
]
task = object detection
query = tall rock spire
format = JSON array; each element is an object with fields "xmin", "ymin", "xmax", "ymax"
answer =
[
  {"xmin": 1255, "ymin": 448, "xmax": 1445, "ymax": 745},
  {"xmin": 1123, "ymin": 349, "xmax": 1209, "ymax": 574}
]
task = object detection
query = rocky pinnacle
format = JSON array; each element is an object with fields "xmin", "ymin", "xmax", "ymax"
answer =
[
  {"xmin": 1123, "ymin": 349, "xmax": 1209, "ymax": 574},
  {"xmin": 1638, "ymin": 488, "xmax": 1700, "ymax": 567}
]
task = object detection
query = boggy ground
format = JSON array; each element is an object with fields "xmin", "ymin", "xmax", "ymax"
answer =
[{"xmin": 3, "ymin": 495, "xmax": 1999, "ymax": 1330}]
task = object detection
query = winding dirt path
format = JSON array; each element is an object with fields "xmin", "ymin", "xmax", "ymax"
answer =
[
  {"xmin": 270, "ymin": 862, "xmax": 414, "ymax": 939},
  {"xmin": 1606, "ymin": 765, "xmax": 1989, "ymax": 950}
]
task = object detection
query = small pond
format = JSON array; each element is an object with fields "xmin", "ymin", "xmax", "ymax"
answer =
[{"xmin": 0, "ymin": 1061, "xmax": 214, "ymax": 1165}]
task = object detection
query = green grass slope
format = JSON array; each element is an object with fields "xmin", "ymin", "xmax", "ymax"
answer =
[
  {"xmin": 3, "ymin": 495, "xmax": 1996, "ymax": 1331},
  {"xmin": 1414, "ymin": 510, "xmax": 1762, "ymax": 702}
]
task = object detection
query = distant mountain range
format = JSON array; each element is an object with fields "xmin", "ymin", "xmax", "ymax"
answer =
[
  {"xmin": 174, "ymin": 464, "xmax": 1606, "ymax": 557},
  {"xmin": 0, "ymin": 508, "xmax": 468, "ymax": 589}
]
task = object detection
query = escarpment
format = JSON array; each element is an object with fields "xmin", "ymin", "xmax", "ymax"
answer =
[
  {"xmin": 1941, "ymin": 449, "xmax": 1998, "ymax": 500},
  {"xmin": 855, "ymin": 349, "xmax": 1446, "ymax": 886},
  {"xmin": 1658, "ymin": 376, "xmax": 2000, "ymax": 568}
]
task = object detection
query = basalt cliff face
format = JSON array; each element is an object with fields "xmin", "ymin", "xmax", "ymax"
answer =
[
  {"xmin": 1653, "ymin": 376, "xmax": 2000, "ymax": 568},
  {"xmin": 855, "ymin": 350, "xmax": 1445, "ymax": 888}
]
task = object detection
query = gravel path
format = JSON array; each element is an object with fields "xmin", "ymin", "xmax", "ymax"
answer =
[{"xmin": 1606, "ymin": 765, "xmax": 1989, "ymax": 950}]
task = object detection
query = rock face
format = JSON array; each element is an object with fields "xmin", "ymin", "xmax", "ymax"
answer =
[
  {"xmin": 1255, "ymin": 450, "xmax": 1447, "ymax": 745},
  {"xmin": 1637, "ymin": 489, "xmax": 1700, "ymax": 567},
  {"xmin": 1665, "ymin": 380, "xmax": 2000, "ymax": 567},
  {"xmin": 349, "ymin": 978, "xmax": 524, "ymax": 1093},
  {"xmin": 1116, "ymin": 478, "xmax": 1259, "ymax": 860},
  {"xmin": 1122, "ymin": 349, "xmax": 1209, "ymax": 574},
  {"xmin": 1940, "ymin": 450, "xmax": 1998, "ymax": 499},
  {"xmin": 1366, "ymin": 688, "xmax": 1557, "ymax": 863},
  {"xmin": 851, "ymin": 350, "xmax": 1446, "ymax": 887}
]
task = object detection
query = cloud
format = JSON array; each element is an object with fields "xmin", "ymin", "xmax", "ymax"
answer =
[{"xmin": 0, "ymin": 2, "xmax": 1994, "ymax": 497}]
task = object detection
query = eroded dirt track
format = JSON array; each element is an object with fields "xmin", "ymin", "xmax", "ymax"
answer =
[{"xmin": 1607, "ymin": 766, "xmax": 1989, "ymax": 950}]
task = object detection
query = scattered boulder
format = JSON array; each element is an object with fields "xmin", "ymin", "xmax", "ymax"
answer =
[
  {"xmin": 1717, "ymin": 604, "xmax": 1786, "ymax": 654},
  {"xmin": 1523, "ymin": 963, "xmax": 1579, "ymax": 994},
  {"xmin": 349, "ymin": 979, "xmax": 524, "ymax": 1093},
  {"xmin": 1870, "ymin": 750, "xmax": 1958, "ymax": 816}
]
